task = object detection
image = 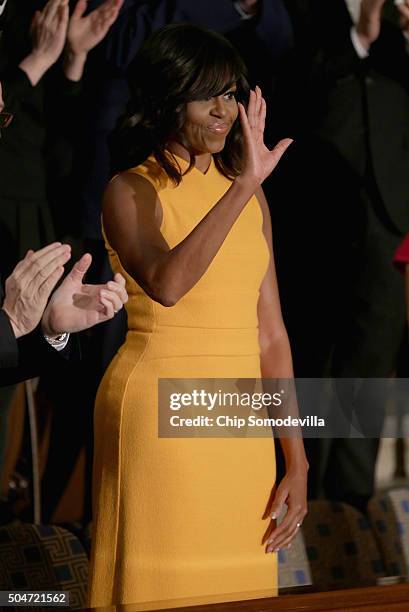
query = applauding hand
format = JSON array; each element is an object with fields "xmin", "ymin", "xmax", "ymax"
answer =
[
  {"xmin": 41, "ymin": 253, "xmax": 128, "ymax": 336},
  {"xmin": 238, "ymin": 86, "xmax": 293, "ymax": 187},
  {"xmin": 356, "ymin": 0, "xmax": 387, "ymax": 49},
  {"xmin": 20, "ymin": 0, "xmax": 69, "ymax": 85},
  {"xmin": 67, "ymin": 0, "xmax": 123, "ymax": 56},
  {"xmin": 397, "ymin": 0, "xmax": 409, "ymax": 40},
  {"xmin": 2, "ymin": 243, "xmax": 71, "ymax": 338}
]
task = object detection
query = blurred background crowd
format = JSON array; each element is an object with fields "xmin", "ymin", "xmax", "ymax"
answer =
[{"xmin": 1, "ymin": 0, "xmax": 409, "ymax": 582}]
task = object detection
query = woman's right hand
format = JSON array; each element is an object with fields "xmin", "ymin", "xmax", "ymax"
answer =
[
  {"xmin": 20, "ymin": 0, "xmax": 69, "ymax": 85},
  {"xmin": 238, "ymin": 86, "xmax": 293, "ymax": 187}
]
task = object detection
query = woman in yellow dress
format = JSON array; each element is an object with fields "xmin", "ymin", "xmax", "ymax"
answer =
[{"xmin": 89, "ymin": 24, "xmax": 308, "ymax": 609}]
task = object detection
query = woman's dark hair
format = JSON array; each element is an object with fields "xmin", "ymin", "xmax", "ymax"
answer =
[{"xmin": 110, "ymin": 23, "xmax": 249, "ymax": 183}]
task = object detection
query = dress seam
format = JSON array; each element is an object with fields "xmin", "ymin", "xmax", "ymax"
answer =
[{"xmin": 112, "ymin": 296, "xmax": 156, "ymax": 602}]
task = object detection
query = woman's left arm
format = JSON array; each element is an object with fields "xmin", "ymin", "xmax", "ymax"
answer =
[{"xmin": 255, "ymin": 186, "xmax": 309, "ymax": 553}]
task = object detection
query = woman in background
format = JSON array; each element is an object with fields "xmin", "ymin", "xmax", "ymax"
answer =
[{"xmin": 89, "ymin": 24, "xmax": 308, "ymax": 608}]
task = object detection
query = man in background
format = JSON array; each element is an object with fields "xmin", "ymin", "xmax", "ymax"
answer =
[{"xmin": 269, "ymin": 0, "xmax": 409, "ymax": 512}]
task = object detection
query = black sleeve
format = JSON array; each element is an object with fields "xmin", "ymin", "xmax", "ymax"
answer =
[
  {"xmin": 0, "ymin": 310, "xmax": 18, "ymax": 368},
  {"xmin": 0, "ymin": 66, "xmax": 34, "ymax": 114},
  {"xmin": 45, "ymin": 63, "xmax": 83, "ymax": 142},
  {"xmin": 0, "ymin": 329, "xmax": 75, "ymax": 387},
  {"xmin": 294, "ymin": 0, "xmax": 363, "ymax": 84},
  {"xmin": 300, "ymin": 0, "xmax": 409, "ymax": 87},
  {"xmin": 369, "ymin": 19, "xmax": 409, "ymax": 93}
]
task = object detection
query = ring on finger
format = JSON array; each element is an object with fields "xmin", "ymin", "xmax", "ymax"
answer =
[{"xmin": 296, "ymin": 522, "xmax": 302, "ymax": 528}]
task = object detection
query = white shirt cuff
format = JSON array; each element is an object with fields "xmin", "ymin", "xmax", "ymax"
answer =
[
  {"xmin": 350, "ymin": 26, "xmax": 369, "ymax": 59},
  {"xmin": 0, "ymin": 0, "xmax": 8, "ymax": 17},
  {"xmin": 404, "ymin": 32, "xmax": 409, "ymax": 54},
  {"xmin": 234, "ymin": 1, "xmax": 254, "ymax": 20}
]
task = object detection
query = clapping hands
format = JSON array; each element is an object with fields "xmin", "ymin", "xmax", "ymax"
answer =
[
  {"xmin": 41, "ymin": 253, "xmax": 128, "ymax": 336},
  {"xmin": 2, "ymin": 243, "xmax": 71, "ymax": 338},
  {"xmin": 356, "ymin": 0, "xmax": 387, "ymax": 49},
  {"xmin": 19, "ymin": 0, "xmax": 122, "ymax": 85},
  {"xmin": 30, "ymin": 0, "xmax": 69, "ymax": 70},
  {"xmin": 1, "ymin": 244, "xmax": 128, "ymax": 340},
  {"xmin": 67, "ymin": 0, "xmax": 123, "ymax": 57}
]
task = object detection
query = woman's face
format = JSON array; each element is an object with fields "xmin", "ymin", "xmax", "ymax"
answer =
[{"xmin": 181, "ymin": 84, "xmax": 239, "ymax": 155}]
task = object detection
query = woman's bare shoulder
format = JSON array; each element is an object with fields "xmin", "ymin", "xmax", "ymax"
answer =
[
  {"xmin": 103, "ymin": 170, "xmax": 164, "ymax": 238},
  {"xmin": 106, "ymin": 171, "xmax": 157, "ymax": 199}
]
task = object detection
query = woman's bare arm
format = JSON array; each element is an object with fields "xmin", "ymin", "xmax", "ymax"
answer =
[
  {"xmin": 103, "ymin": 87, "xmax": 292, "ymax": 306},
  {"xmin": 104, "ymin": 171, "xmax": 262, "ymax": 306},
  {"xmin": 255, "ymin": 186, "xmax": 308, "ymax": 553}
]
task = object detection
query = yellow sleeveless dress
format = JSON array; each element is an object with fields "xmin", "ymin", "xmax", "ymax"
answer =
[{"xmin": 88, "ymin": 155, "xmax": 277, "ymax": 609}]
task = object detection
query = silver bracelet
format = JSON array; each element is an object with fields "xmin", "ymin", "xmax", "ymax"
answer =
[{"xmin": 43, "ymin": 332, "xmax": 70, "ymax": 351}]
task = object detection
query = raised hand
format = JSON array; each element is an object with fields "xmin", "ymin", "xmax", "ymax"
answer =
[
  {"xmin": 356, "ymin": 0, "xmax": 387, "ymax": 49},
  {"xmin": 2, "ymin": 243, "xmax": 72, "ymax": 338},
  {"xmin": 67, "ymin": 0, "xmax": 123, "ymax": 56},
  {"xmin": 31, "ymin": 0, "xmax": 69, "ymax": 69},
  {"xmin": 396, "ymin": 0, "xmax": 409, "ymax": 39},
  {"xmin": 41, "ymin": 253, "xmax": 128, "ymax": 336},
  {"xmin": 19, "ymin": 0, "xmax": 69, "ymax": 85},
  {"xmin": 238, "ymin": 86, "xmax": 293, "ymax": 187}
]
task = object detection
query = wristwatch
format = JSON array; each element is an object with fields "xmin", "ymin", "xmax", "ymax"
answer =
[{"xmin": 43, "ymin": 332, "xmax": 70, "ymax": 351}]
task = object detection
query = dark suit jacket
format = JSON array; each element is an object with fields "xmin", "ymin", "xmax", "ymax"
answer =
[{"xmin": 279, "ymin": 0, "xmax": 409, "ymax": 235}]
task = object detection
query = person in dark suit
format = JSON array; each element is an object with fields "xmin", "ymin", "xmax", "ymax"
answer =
[
  {"xmin": 0, "ymin": 0, "xmax": 123, "ymax": 513},
  {"xmin": 0, "ymin": 240, "xmax": 127, "ymax": 523},
  {"xmin": 267, "ymin": 0, "xmax": 409, "ymax": 512}
]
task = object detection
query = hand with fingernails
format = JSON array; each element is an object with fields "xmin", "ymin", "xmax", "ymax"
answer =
[
  {"xmin": 261, "ymin": 468, "xmax": 308, "ymax": 553},
  {"xmin": 19, "ymin": 0, "xmax": 70, "ymax": 86},
  {"xmin": 237, "ymin": 86, "xmax": 293, "ymax": 188},
  {"xmin": 2, "ymin": 243, "xmax": 72, "ymax": 338},
  {"xmin": 1, "ymin": 243, "xmax": 128, "ymax": 340},
  {"xmin": 237, "ymin": 86, "xmax": 306, "ymax": 553},
  {"xmin": 19, "ymin": 0, "xmax": 123, "ymax": 86},
  {"xmin": 41, "ymin": 252, "xmax": 128, "ymax": 336},
  {"xmin": 356, "ymin": 0, "xmax": 387, "ymax": 50},
  {"xmin": 67, "ymin": 0, "xmax": 123, "ymax": 57},
  {"xmin": 64, "ymin": 0, "xmax": 123, "ymax": 80}
]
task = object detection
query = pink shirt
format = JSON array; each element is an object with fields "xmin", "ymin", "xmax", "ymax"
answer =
[{"xmin": 394, "ymin": 234, "xmax": 409, "ymax": 273}]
